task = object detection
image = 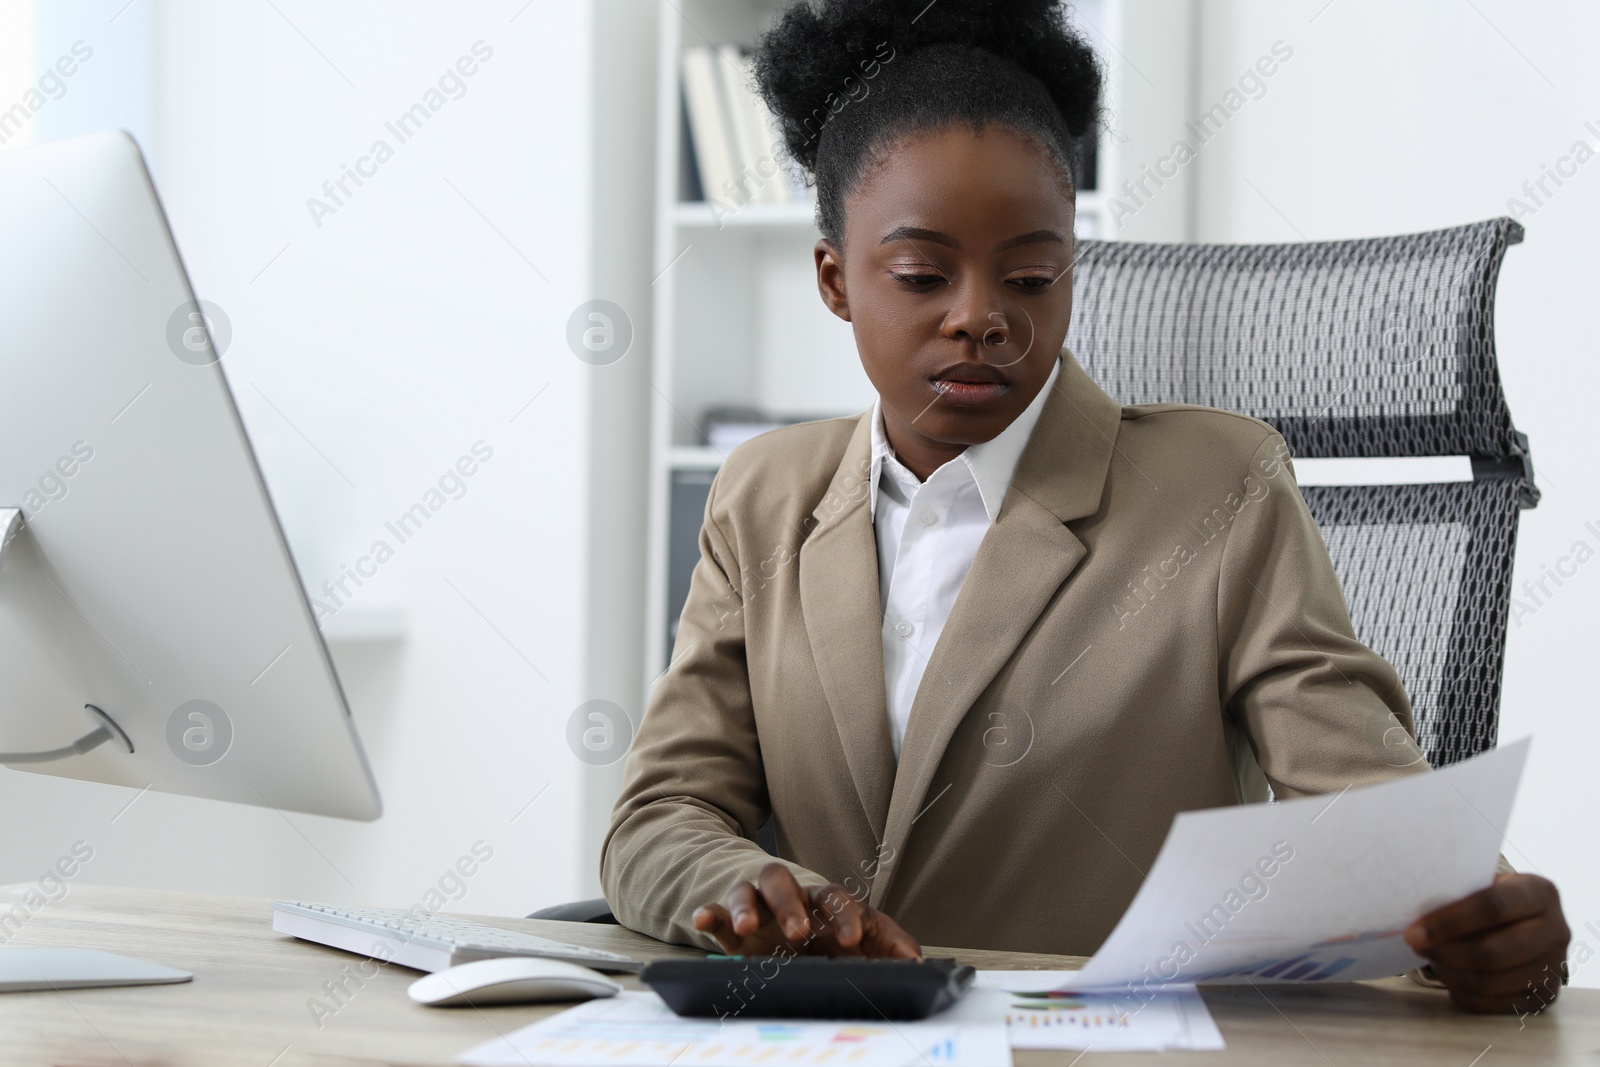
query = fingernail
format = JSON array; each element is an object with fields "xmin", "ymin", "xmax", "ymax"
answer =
[{"xmin": 1404, "ymin": 924, "xmax": 1428, "ymax": 949}]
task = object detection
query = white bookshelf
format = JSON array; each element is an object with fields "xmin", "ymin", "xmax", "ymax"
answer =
[
  {"xmin": 672, "ymin": 201, "xmax": 816, "ymax": 230},
  {"xmin": 643, "ymin": 0, "xmax": 1196, "ymax": 687}
]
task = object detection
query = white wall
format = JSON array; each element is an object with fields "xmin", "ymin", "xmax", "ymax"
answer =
[
  {"xmin": 0, "ymin": 0, "xmax": 657, "ymax": 920},
  {"xmin": 1191, "ymin": 0, "xmax": 1600, "ymax": 984}
]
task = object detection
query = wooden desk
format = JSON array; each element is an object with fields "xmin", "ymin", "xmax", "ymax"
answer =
[{"xmin": 1, "ymin": 883, "xmax": 1595, "ymax": 1066}]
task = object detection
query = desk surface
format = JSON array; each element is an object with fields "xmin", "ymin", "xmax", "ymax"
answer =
[{"xmin": 1, "ymin": 883, "xmax": 1595, "ymax": 1066}]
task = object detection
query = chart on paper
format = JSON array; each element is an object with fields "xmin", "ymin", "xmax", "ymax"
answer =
[
  {"xmin": 1005, "ymin": 994, "xmax": 1132, "ymax": 1036},
  {"xmin": 455, "ymin": 991, "xmax": 1012, "ymax": 1067},
  {"xmin": 963, "ymin": 979, "xmax": 1225, "ymax": 1052},
  {"xmin": 1067, "ymin": 739, "xmax": 1529, "ymax": 991},
  {"xmin": 1178, "ymin": 927, "xmax": 1408, "ymax": 983}
]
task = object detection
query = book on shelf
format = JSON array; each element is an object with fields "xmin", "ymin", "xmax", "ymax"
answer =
[
  {"xmin": 680, "ymin": 45, "xmax": 738, "ymax": 207},
  {"xmin": 681, "ymin": 44, "xmax": 810, "ymax": 210},
  {"xmin": 716, "ymin": 43, "xmax": 785, "ymax": 206}
]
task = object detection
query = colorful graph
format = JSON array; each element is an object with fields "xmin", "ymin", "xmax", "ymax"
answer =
[
  {"xmin": 1005, "ymin": 993, "xmax": 1131, "ymax": 1031},
  {"xmin": 1186, "ymin": 928, "xmax": 1408, "ymax": 983},
  {"xmin": 518, "ymin": 1020, "xmax": 892, "ymax": 1064},
  {"xmin": 459, "ymin": 992, "xmax": 1012, "ymax": 1067}
]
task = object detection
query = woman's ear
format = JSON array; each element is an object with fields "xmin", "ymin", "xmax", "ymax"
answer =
[{"xmin": 815, "ymin": 239, "xmax": 851, "ymax": 322}]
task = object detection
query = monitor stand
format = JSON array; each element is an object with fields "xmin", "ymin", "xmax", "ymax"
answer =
[
  {"xmin": 0, "ymin": 509, "xmax": 136, "ymax": 764},
  {"xmin": 0, "ymin": 508, "xmax": 19, "ymax": 567},
  {"xmin": 0, "ymin": 506, "xmax": 176, "ymax": 991},
  {"xmin": 0, "ymin": 950, "xmax": 192, "ymax": 992}
]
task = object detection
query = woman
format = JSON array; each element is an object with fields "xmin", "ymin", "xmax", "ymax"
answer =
[{"xmin": 601, "ymin": 0, "xmax": 1568, "ymax": 1014}]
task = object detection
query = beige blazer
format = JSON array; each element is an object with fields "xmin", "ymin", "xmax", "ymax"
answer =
[{"xmin": 602, "ymin": 348, "xmax": 1433, "ymax": 955}]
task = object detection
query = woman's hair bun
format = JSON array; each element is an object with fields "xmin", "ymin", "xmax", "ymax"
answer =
[{"xmin": 753, "ymin": 0, "xmax": 1102, "ymax": 175}]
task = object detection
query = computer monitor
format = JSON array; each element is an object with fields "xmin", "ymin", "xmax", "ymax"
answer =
[{"xmin": 0, "ymin": 130, "xmax": 381, "ymax": 823}]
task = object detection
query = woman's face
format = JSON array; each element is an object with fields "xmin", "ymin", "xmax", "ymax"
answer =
[{"xmin": 816, "ymin": 124, "xmax": 1076, "ymax": 471}]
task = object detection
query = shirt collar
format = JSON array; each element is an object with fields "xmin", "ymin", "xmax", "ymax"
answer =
[{"xmin": 869, "ymin": 355, "xmax": 1061, "ymax": 524}]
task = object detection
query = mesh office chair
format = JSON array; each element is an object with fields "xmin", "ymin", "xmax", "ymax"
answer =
[
  {"xmin": 1067, "ymin": 216, "xmax": 1536, "ymax": 769},
  {"xmin": 530, "ymin": 217, "xmax": 1537, "ymax": 923}
]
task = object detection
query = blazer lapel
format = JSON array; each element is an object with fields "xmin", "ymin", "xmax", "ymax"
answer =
[
  {"xmin": 871, "ymin": 350, "xmax": 1125, "ymax": 908},
  {"xmin": 797, "ymin": 413, "xmax": 897, "ymax": 843}
]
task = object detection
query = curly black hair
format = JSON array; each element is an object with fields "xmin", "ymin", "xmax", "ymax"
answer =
[{"xmin": 751, "ymin": 0, "xmax": 1104, "ymax": 247}]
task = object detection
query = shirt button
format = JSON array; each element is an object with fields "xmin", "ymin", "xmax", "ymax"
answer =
[
  {"xmin": 894, "ymin": 619, "xmax": 914, "ymax": 637},
  {"xmin": 918, "ymin": 509, "xmax": 938, "ymax": 527}
]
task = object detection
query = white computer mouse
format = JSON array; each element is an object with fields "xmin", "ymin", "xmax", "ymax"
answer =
[{"xmin": 407, "ymin": 957, "xmax": 623, "ymax": 1007}]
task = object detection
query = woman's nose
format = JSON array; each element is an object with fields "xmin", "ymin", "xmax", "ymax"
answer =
[{"xmin": 941, "ymin": 276, "xmax": 1009, "ymax": 349}]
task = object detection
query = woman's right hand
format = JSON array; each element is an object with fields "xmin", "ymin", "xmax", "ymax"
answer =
[{"xmin": 691, "ymin": 861, "xmax": 922, "ymax": 959}]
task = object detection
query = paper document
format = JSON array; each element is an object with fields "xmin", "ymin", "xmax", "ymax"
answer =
[
  {"xmin": 961, "ymin": 978, "xmax": 1224, "ymax": 1052},
  {"xmin": 973, "ymin": 971, "xmax": 1084, "ymax": 993},
  {"xmin": 1067, "ymin": 738, "xmax": 1529, "ymax": 992},
  {"xmin": 455, "ymin": 990, "xmax": 1011, "ymax": 1067}
]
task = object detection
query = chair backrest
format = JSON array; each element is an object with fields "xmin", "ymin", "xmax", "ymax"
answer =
[{"xmin": 1066, "ymin": 219, "xmax": 1536, "ymax": 768}]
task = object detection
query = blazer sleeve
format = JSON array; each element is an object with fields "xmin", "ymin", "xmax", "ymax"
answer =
[
  {"xmin": 600, "ymin": 466, "xmax": 832, "ymax": 948},
  {"xmin": 1216, "ymin": 431, "xmax": 1435, "ymax": 798}
]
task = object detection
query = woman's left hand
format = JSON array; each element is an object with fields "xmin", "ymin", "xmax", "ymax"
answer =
[{"xmin": 1404, "ymin": 872, "xmax": 1570, "ymax": 1014}]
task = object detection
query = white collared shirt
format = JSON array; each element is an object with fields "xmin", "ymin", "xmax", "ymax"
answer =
[{"xmin": 869, "ymin": 358, "xmax": 1061, "ymax": 757}]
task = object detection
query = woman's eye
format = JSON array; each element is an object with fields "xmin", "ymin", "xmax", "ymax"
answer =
[
  {"xmin": 892, "ymin": 272, "xmax": 944, "ymax": 287},
  {"xmin": 1010, "ymin": 275, "xmax": 1055, "ymax": 292}
]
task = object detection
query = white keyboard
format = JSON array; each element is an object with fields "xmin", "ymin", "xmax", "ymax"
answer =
[{"xmin": 271, "ymin": 900, "xmax": 642, "ymax": 974}]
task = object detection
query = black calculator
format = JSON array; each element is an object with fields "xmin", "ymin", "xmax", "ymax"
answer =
[{"xmin": 639, "ymin": 956, "xmax": 976, "ymax": 1020}]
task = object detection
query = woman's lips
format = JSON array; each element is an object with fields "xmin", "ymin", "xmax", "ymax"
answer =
[{"xmin": 932, "ymin": 378, "xmax": 1009, "ymax": 405}]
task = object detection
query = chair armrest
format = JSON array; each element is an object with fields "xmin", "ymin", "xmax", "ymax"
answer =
[{"xmin": 526, "ymin": 897, "xmax": 619, "ymax": 924}]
